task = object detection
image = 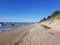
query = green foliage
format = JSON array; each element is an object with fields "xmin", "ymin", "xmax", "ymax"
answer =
[
  {"xmin": 40, "ymin": 17, "xmax": 46, "ymax": 22},
  {"xmin": 39, "ymin": 10, "xmax": 60, "ymax": 23},
  {"xmin": 47, "ymin": 16, "xmax": 51, "ymax": 19},
  {"xmin": 51, "ymin": 10, "xmax": 60, "ymax": 17},
  {"xmin": 43, "ymin": 17, "xmax": 46, "ymax": 20}
]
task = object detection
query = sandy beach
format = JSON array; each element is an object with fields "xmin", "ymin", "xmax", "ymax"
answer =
[
  {"xmin": 0, "ymin": 24, "xmax": 36, "ymax": 45},
  {"xmin": 0, "ymin": 0, "xmax": 60, "ymax": 45},
  {"xmin": 0, "ymin": 21, "xmax": 60, "ymax": 45}
]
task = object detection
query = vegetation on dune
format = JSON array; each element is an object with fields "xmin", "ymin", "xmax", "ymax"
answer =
[
  {"xmin": 47, "ymin": 16, "xmax": 51, "ymax": 19},
  {"xmin": 40, "ymin": 17, "xmax": 47, "ymax": 22},
  {"xmin": 51, "ymin": 10, "xmax": 60, "ymax": 17},
  {"xmin": 39, "ymin": 10, "xmax": 60, "ymax": 22}
]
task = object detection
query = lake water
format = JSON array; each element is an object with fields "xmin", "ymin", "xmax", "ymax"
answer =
[{"xmin": 0, "ymin": 22, "xmax": 34, "ymax": 32}]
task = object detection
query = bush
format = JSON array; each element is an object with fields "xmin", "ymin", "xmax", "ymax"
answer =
[
  {"xmin": 40, "ymin": 17, "xmax": 46, "ymax": 22},
  {"xmin": 51, "ymin": 10, "xmax": 60, "ymax": 17},
  {"xmin": 39, "ymin": 10, "xmax": 60, "ymax": 23},
  {"xmin": 47, "ymin": 16, "xmax": 51, "ymax": 19}
]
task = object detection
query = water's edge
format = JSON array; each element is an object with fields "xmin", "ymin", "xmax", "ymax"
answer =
[{"xmin": 0, "ymin": 22, "xmax": 35, "ymax": 32}]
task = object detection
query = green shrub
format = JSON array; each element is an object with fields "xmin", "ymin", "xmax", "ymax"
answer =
[
  {"xmin": 47, "ymin": 16, "xmax": 51, "ymax": 19},
  {"xmin": 39, "ymin": 10, "xmax": 60, "ymax": 23},
  {"xmin": 40, "ymin": 17, "xmax": 46, "ymax": 22},
  {"xmin": 51, "ymin": 10, "xmax": 60, "ymax": 17}
]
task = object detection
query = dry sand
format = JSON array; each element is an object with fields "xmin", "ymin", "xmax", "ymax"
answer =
[
  {"xmin": 0, "ymin": 24, "xmax": 36, "ymax": 45},
  {"xmin": 0, "ymin": 21, "xmax": 60, "ymax": 45},
  {"xmin": 15, "ymin": 24, "xmax": 60, "ymax": 45}
]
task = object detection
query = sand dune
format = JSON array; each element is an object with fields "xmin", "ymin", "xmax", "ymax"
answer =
[
  {"xmin": 14, "ymin": 24, "xmax": 60, "ymax": 45},
  {"xmin": 0, "ymin": 18, "xmax": 60, "ymax": 45},
  {"xmin": 40, "ymin": 16, "xmax": 60, "ymax": 31}
]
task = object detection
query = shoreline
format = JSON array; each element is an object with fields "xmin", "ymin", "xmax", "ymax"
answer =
[
  {"xmin": 0, "ymin": 23, "xmax": 60, "ymax": 45},
  {"xmin": 0, "ymin": 24, "xmax": 36, "ymax": 45},
  {"xmin": 0, "ymin": 24, "xmax": 32, "ymax": 33}
]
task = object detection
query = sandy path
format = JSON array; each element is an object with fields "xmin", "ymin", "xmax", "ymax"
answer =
[{"xmin": 0, "ymin": 24, "xmax": 37, "ymax": 45}]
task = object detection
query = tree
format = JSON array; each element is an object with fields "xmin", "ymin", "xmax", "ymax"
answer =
[
  {"xmin": 40, "ymin": 17, "xmax": 46, "ymax": 22},
  {"xmin": 43, "ymin": 17, "xmax": 46, "ymax": 20},
  {"xmin": 39, "ymin": 10, "xmax": 60, "ymax": 23},
  {"xmin": 47, "ymin": 16, "xmax": 51, "ymax": 19},
  {"xmin": 51, "ymin": 10, "xmax": 60, "ymax": 17}
]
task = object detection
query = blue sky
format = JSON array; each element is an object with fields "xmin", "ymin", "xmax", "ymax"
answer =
[{"xmin": 0, "ymin": 0, "xmax": 60, "ymax": 22}]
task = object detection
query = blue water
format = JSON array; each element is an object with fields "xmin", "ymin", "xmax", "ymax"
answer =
[{"xmin": 0, "ymin": 22, "xmax": 34, "ymax": 32}]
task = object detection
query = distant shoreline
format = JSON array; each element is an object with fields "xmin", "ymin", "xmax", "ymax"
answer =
[{"xmin": 0, "ymin": 22, "xmax": 34, "ymax": 32}]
